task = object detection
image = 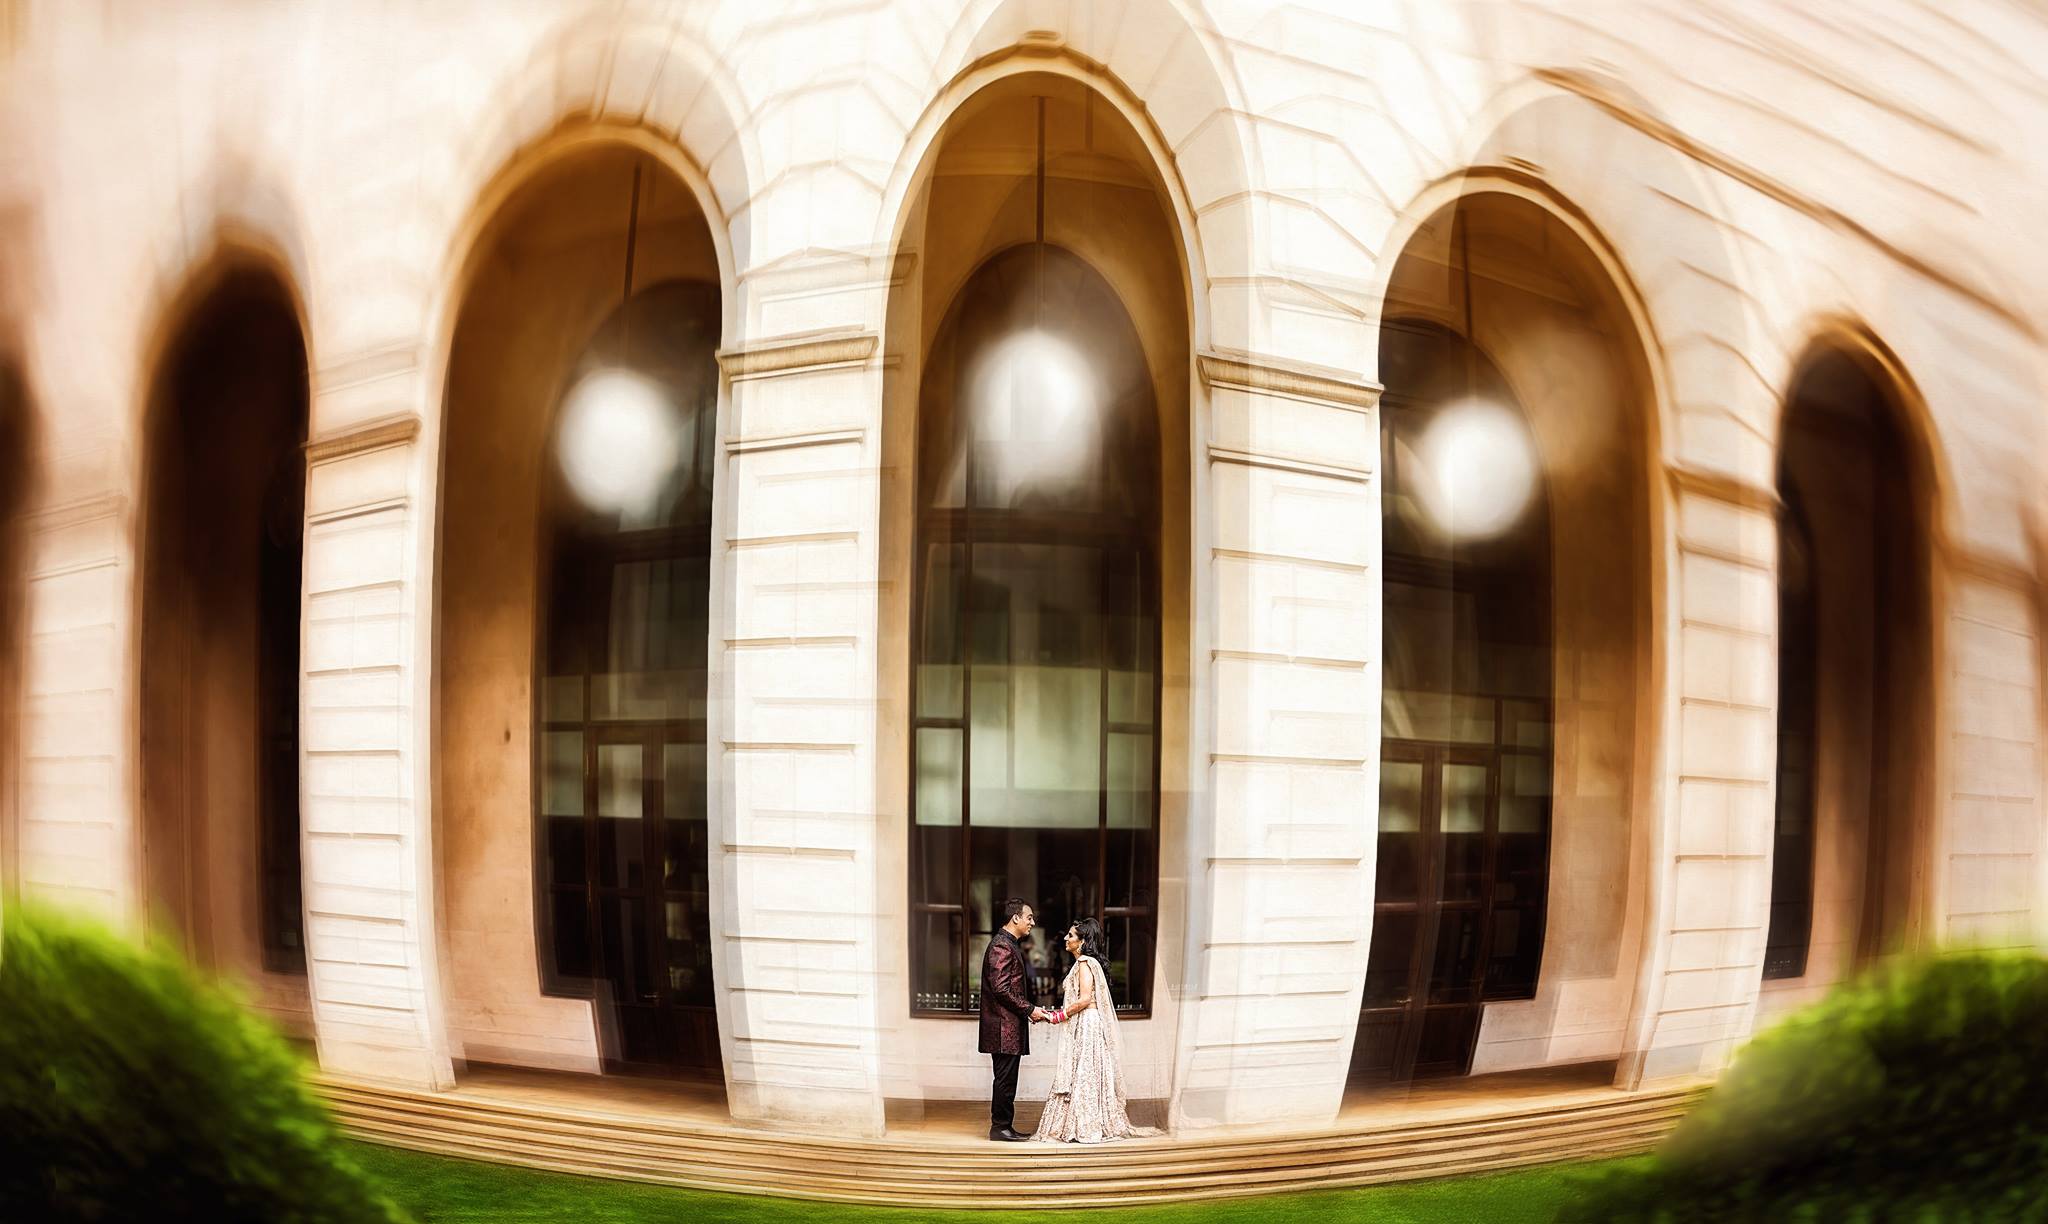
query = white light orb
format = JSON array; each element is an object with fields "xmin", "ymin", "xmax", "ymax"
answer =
[
  {"xmin": 968, "ymin": 328, "xmax": 1100, "ymax": 492},
  {"xmin": 554, "ymin": 367, "xmax": 683, "ymax": 520},
  {"xmin": 1412, "ymin": 397, "xmax": 1539, "ymax": 540}
]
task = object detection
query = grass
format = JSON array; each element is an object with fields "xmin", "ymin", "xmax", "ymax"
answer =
[{"xmin": 349, "ymin": 1141, "xmax": 1621, "ymax": 1223}]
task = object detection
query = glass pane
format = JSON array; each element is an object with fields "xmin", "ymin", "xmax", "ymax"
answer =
[
  {"xmin": 967, "ymin": 664, "xmax": 1099, "ymax": 828},
  {"xmin": 542, "ymin": 675, "xmax": 584, "ymax": 723},
  {"xmin": 663, "ymin": 742, "xmax": 706, "ymax": 822},
  {"xmin": 915, "ymin": 727, "xmax": 964, "ymax": 827},
  {"xmin": 543, "ymin": 732, "xmax": 583, "ymax": 818},
  {"xmin": 1361, "ymin": 911, "xmax": 1417, "ymax": 1008},
  {"xmin": 966, "ymin": 543, "xmax": 1105, "ymax": 830},
  {"xmin": 1381, "ymin": 690, "xmax": 1495, "ymax": 744},
  {"xmin": 1107, "ymin": 732, "xmax": 1152, "ymax": 829},
  {"xmin": 1500, "ymin": 752, "xmax": 1549, "ymax": 833},
  {"xmin": 591, "ymin": 557, "xmax": 705, "ymax": 722},
  {"xmin": 1503, "ymin": 699, "xmax": 1550, "ymax": 750},
  {"xmin": 546, "ymin": 814, "xmax": 586, "ymax": 887},
  {"xmin": 597, "ymin": 744, "xmax": 644, "ymax": 889},
  {"xmin": 1428, "ymin": 907, "xmax": 1484, "ymax": 1002},
  {"xmin": 913, "ymin": 821, "xmax": 962, "ymax": 906},
  {"xmin": 971, "ymin": 823, "xmax": 1095, "ymax": 951},
  {"xmin": 918, "ymin": 543, "xmax": 965, "ymax": 719},
  {"xmin": 1376, "ymin": 759, "xmax": 1424, "ymax": 903},
  {"xmin": 661, "ymin": 744, "xmax": 707, "ymax": 895},
  {"xmin": 663, "ymin": 898, "xmax": 712, "ymax": 1006},
  {"xmin": 549, "ymin": 889, "xmax": 592, "ymax": 980},
  {"xmin": 599, "ymin": 745, "xmax": 643, "ymax": 820},
  {"xmin": 913, "ymin": 911, "xmax": 965, "ymax": 1011},
  {"xmin": 600, "ymin": 898, "xmax": 653, "ymax": 1003},
  {"xmin": 1105, "ymin": 549, "xmax": 1153, "ymax": 726},
  {"xmin": 1441, "ymin": 763, "xmax": 1488, "ymax": 902},
  {"xmin": 923, "ymin": 245, "xmax": 1158, "ymax": 519},
  {"xmin": 1106, "ymin": 742, "xmax": 1157, "ymax": 913},
  {"xmin": 1484, "ymin": 905, "xmax": 1542, "ymax": 999},
  {"xmin": 1102, "ymin": 915, "xmax": 1154, "ymax": 1012}
]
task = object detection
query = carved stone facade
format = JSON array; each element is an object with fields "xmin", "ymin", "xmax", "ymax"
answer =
[{"xmin": 0, "ymin": 0, "xmax": 2043, "ymax": 1139}]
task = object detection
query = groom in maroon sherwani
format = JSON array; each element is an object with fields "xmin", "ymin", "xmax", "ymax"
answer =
[{"xmin": 980, "ymin": 898, "xmax": 1047, "ymax": 1141}]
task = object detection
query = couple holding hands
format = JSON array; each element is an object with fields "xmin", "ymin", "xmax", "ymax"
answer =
[{"xmin": 978, "ymin": 899, "xmax": 1156, "ymax": 1144}]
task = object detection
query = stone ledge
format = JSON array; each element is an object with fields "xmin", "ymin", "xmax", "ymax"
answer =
[
  {"xmin": 306, "ymin": 414, "xmax": 421, "ymax": 465},
  {"xmin": 717, "ymin": 329, "xmax": 878, "ymax": 381},
  {"xmin": 1198, "ymin": 349, "xmax": 1381, "ymax": 412}
]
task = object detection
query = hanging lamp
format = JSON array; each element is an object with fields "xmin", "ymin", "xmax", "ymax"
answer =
[{"xmin": 554, "ymin": 158, "xmax": 682, "ymax": 520}]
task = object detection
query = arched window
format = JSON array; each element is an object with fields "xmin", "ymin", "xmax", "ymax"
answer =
[
  {"xmin": 1359, "ymin": 320, "xmax": 1553, "ymax": 1082},
  {"xmin": 535, "ymin": 280, "xmax": 721, "ymax": 1074},
  {"xmin": 1764, "ymin": 491, "xmax": 1817, "ymax": 980},
  {"xmin": 139, "ymin": 265, "xmax": 308, "ymax": 983},
  {"xmin": 910, "ymin": 243, "xmax": 1161, "ymax": 1016}
]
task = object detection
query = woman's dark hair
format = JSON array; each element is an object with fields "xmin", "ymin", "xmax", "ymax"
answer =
[{"xmin": 1067, "ymin": 917, "xmax": 1106, "ymax": 961}]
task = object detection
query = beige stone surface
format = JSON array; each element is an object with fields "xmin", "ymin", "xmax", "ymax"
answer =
[{"xmin": 0, "ymin": 0, "xmax": 2043, "ymax": 1133}]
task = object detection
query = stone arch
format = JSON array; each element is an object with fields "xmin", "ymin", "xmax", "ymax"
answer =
[
  {"xmin": 872, "ymin": 59, "xmax": 1205, "ymax": 1118},
  {"xmin": 132, "ymin": 242, "xmax": 313, "ymax": 1028},
  {"xmin": 1758, "ymin": 320, "xmax": 1945, "ymax": 1013},
  {"xmin": 427, "ymin": 126, "xmax": 736, "ymax": 1088},
  {"xmin": 884, "ymin": 0, "xmax": 1257, "ymax": 348},
  {"xmin": 439, "ymin": 16, "xmax": 757, "ymax": 301},
  {"xmin": 1360, "ymin": 176, "xmax": 1668, "ymax": 1088}
]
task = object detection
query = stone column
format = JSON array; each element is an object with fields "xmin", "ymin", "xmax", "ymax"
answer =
[
  {"xmin": 1169, "ymin": 350, "xmax": 1382, "ymax": 1131},
  {"xmin": 297, "ymin": 375, "xmax": 452, "ymax": 1088},
  {"xmin": 1622, "ymin": 469, "xmax": 1776, "ymax": 1084},
  {"xmin": 711, "ymin": 328, "xmax": 888, "ymax": 1135},
  {"xmin": 15, "ymin": 490, "xmax": 135, "ymax": 921},
  {"xmin": 1935, "ymin": 558, "xmax": 2042, "ymax": 945}
]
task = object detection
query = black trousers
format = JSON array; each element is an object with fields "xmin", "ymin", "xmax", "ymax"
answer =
[{"xmin": 989, "ymin": 1052, "xmax": 1021, "ymax": 1131}]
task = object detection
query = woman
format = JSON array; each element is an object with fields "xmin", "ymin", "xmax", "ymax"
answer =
[{"xmin": 1031, "ymin": 918, "xmax": 1157, "ymax": 1144}]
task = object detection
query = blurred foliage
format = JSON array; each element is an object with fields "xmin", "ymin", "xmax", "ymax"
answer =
[
  {"xmin": 1562, "ymin": 951, "xmax": 2048, "ymax": 1222},
  {"xmin": 0, "ymin": 903, "xmax": 408, "ymax": 1223}
]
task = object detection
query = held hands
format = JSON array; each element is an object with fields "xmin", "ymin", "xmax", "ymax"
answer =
[
  {"xmin": 1027, "ymin": 1006, "xmax": 1067, "ymax": 1025},
  {"xmin": 1029, "ymin": 1006, "xmax": 1048, "ymax": 1023}
]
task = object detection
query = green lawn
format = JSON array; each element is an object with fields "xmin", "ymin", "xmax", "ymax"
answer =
[{"xmin": 348, "ymin": 1141, "xmax": 1623, "ymax": 1223}]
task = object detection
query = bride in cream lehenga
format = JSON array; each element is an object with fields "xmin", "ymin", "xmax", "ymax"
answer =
[{"xmin": 1030, "ymin": 917, "xmax": 1160, "ymax": 1144}]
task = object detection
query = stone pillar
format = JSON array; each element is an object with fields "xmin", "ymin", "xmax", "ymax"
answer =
[
  {"xmin": 1623, "ymin": 469, "xmax": 1776, "ymax": 1084},
  {"xmin": 711, "ymin": 328, "xmax": 887, "ymax": 1135},
  {"xmin": 1169, "ymin": 350, "xmax": 1382, "ymax": 1130},
  {"xmin": 1935, "ymin": 558, "xmax": 2041, "ymax": 945},
  {"xmin": 15, "ymin": 491, "xmax": 135, "ymax": 921},
  {"xmin": 297, "ymin": 387, "xmax": 452, "ymax": 1089}
]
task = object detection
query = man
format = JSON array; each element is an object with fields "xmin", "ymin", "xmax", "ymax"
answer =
[{"xmin": 979, "ymin": 897, "xmax": 1047, "ymax": 1141}]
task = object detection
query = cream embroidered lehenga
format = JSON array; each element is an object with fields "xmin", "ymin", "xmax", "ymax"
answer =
[{"xmin": 1032, "ymin": 955, "xmax": 1158, "ymax": 1144}]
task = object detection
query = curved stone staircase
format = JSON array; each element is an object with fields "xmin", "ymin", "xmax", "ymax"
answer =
[{"xmin": 322, "ymin": 1075, "xmax": 1702, "ymax": 1208}]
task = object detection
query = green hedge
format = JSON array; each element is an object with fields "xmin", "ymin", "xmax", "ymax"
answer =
[
  {"xmin": 1563, "ymin": 951, "xmax": 2048, "ymax": 1222},
  {"xmin": 0, "ymin": 904, "xmax": 407, "ymax": 1223}
]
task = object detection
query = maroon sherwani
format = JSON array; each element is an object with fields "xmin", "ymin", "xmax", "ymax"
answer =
[{"xmin": 979, "ymin": 928, "xmax": 1034, "ymax": 1133}]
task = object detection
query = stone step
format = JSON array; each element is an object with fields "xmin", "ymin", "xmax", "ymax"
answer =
[
  {"xmin": 342, "ymin": 1123, "xmax": 1666, "ymax": 1208},
  {"xmin": 325, "ymin": 1076, "xmax": 1692, "ymax": 1207},
  {"xmin": 329, "ymin": 1091, "xmax": 1685, "ymax": 1180},
  {"xmin": 318, "ymin": 1075, "xmax": 1700, "ymax": 1164}
]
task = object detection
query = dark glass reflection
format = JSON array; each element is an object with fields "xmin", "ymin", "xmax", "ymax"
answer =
[
  {"xmin": 910, "ymin": 244, "xmax": 1161, "ymax": 1016},
  {"xmin": 537, "ymin": 280, "xmax": 720, "ymax": 1076},
  {"xmin": 1356, "ymin": 320, "xmax": 1554, "ymax": 1084}
]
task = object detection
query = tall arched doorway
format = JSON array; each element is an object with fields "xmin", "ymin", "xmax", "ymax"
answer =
[
  {"xmin": 0, "ymin": 349, "xmax": 29, "ymax": 894},
  {"xmin": 1761, "ymin": 343, "xmax": 1934, "ymax": 1002},
  {"xmin": 879, "ymin": 70, "xmax": 1192, "ymax": 1105},
  {"xmin": 1356, "ymin": 191, "xmax": 1657, "ymax": 1087},
  {"xmin": 437, "ymin": 146, "xmax": 724, "ymax": 1081},
  {"xmin": 138, "ymin": 262, "xmax": 310, "ymax": 1021}
]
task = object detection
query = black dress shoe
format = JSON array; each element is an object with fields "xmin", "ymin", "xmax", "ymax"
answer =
[{"xmin": 989, "ymin": 1127, "xmax": 1031, "ymax": 1141}]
